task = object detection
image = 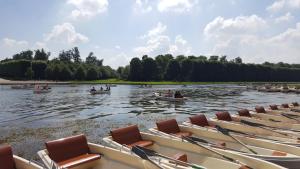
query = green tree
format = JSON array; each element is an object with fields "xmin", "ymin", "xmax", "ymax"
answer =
[
  {"xmin": 34, "ymin": 49, "xmax": 50, "ymax": 60},
  {"xmin": 72, "ymin": 47, "xmax": 81, "ymax": 63},
  {"xmin": 59, "ymin": 65, "xmax": 73, "ymax": 80},
  {"xmin": 234, "ymin": 57, "xmax": 242, "ymax": 64},
  {"xmin": 86, "ymin": 52, "xmax": 103, "ymax": 66},
  {"xmin": 74, "ymin": 66, "xmax": 86, "ymax": 80},
  {"xmin": 165, "ymin": 59, "xmax": 181, "ymax": 80},
  {"xmin": 13, "ymin": 50, "xmax": 33, "ymax": 60},
  {"xmin": 86, "ymin": 67, "xmax": 99, "ymax": 80},
  {"xmin": 59, "ymin": 50, "xmax": 72, "ymax": 62},
  {"xmin": 142, "ymin": 57, "xmax": 158, "ymax": 81},
  {"xmin": 25, "ymin": 67, "xmax": 34, "ymax": 79},
  {"xmin": 209, "ymin": 55, "xmax": 219, "ymax": 62},
  {"xmin": 129, "ymin": 57, "xmax": 143, "ymax": 81}
]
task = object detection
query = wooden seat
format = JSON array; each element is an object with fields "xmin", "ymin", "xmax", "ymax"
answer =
[
  {"xmin": 45, "ymin": 134, "xmax": 100, "ymax": 168},
  {"xmin": 189, "ymin": 114, "xmax": 210, "ymax": 127},
  {"xmin": 156, "ymin": 119, "xmax": 192, "ymax": 138},
  {"xmin": 0, "ymin": 144, "xmax": 16, "ymax": 169},
  {"xmin": 269, "ymin": 105, "xmax": 278, "ymax": 110},
  {"xmin": 282, "ymin": 104, "xmax": 289, "ymax": 108},
  {"xmin": 111, "ymin": 125, "xmax": 153, "ymax": 148},
  {"xmin": 255, "ymin": 106, "xmax": 266, "ymax": 113},
  {"xmin": 215, "ymin": 112, "xmax": 232, "ymax": 121},
  {"xmin": 238, "ymin": 109, "xmax": 251, "ymax": 117}
]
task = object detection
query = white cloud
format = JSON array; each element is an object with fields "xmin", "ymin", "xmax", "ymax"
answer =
[
  {"xmin": 105, "ymin": 52, "xmax": 131, "ymax": 68},
  {"xmin": 267, "ymin": 0, "xmax": 300, "ymax": 12},
  {"xmin": 157, "ymin": 0, "xmax": 197, "ymax": 13},
  {"xmin": 2, "ymin": 38, "xmax": 28, "ymax": 48},
  {"xmin": 204, "ymin": 15, "xmax": 300, "ymax": 63},
  {"xmin": 134, "ymin": 22, "xmax": 192, "ymax": 56},
  {"xmin": 204, "ymin": 15, "xmax": 267, "ymax": 38},
  {"xmin": 115, "ymin": 45, "xmax": 121, "ymax": 49},
  {"xmin": 133, "ymin": 0, "xmax": 152, "ymax": 14},
  {"xmin": 44, "ymin": 22, "xmax": 89, "ymax": 45},
  {"xmin": 67, "ymin": 0, "xmax": 108, "ymax": 20},
  {"xmin": 275, "ymin": 12, "xmax": 293, "ymax": 23}
]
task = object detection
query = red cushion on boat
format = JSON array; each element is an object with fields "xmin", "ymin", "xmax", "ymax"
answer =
[
  {"xmin": 110, "ymin": 125, "xmax": 144, "ymax": 145},
  {"xmin": 0, "ymin": 145, "xmax": 16, "ymax": 169},
  {"xmin": 269, "ymin": 105, "xmax": 278, "ymax": 110},
  {"xmin": 282, "ymin": 104, "xmax": 289, "ymax": 108},
  {"xmin": 255, "ymin": 106, "xmax": 266, "ymax": 113},
  {"xmin": 215, "ymin": 112, "xmax": 232, "ymax": 121},
  {"xmin": 189, "ymin": 115, "xmax": 209, "ymax": 127},
  {"xmin": 127, "ymin": 140, "xmax": 154, "ymax": 148},
  {"xmin": 57, "ymin": 154, "xmax": 100, "ymax": 168},
  {"xmin": 238, "ymin": 109, "xmax": 251, "ymax": 117},
  {"xmin": 173, "ymin": 153, "xmax": 187, "ymax": 162},
  {"xmin": 292, "ymin": 102, "xmax": 299, "ymax": 106},
  {"xmin": 45, "ymin": 134, "xmax": 90, "ymax": 163},
  {"xmin": 156, "ymin": 119, "xmax": 180, "ymax": 134}
]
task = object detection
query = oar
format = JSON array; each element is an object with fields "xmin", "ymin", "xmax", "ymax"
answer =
[
  {"xmin": 240, "ymin": 120, "xmax": 291, "ymax": 137},
  {"xmin": 281, "ymin": 113, "xmax": 300, "ymax": 122},
  {"xmin": 215, "ymin": 125, "xmax": 257, "ymax": 154},
  {"xmin": 131, "ymin": 146, "xmax": 164, "ymax": 169},
  {"xmin": 135, "ymin": 146, "xmax": 206, "ymax": 169},
  {"xmin": 182, "ymin": 136, "xmax": 252, "ymax": 169}
]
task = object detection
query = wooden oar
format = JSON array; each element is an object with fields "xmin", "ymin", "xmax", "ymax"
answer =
[
  {"xmin": 281, "ymin": 113, "xmax": 300, "ymax": 122},
  {"xmin": 215, "ymin": 125, "xmax": 257, "ymax": 154},
  {"xmin": 132, "ymin": 146, "xmax": 164, "ymax": 169},
  {"xmin": 182, "ymin": 136, "xmax": 252, "ymax": 169},
  {"xmin": 135, "ymin": 146, "xmax": 206, "ymax": 169},
  {"xmin": 240, "ymin": 120, "xmax": 294, "ymax": 138}
]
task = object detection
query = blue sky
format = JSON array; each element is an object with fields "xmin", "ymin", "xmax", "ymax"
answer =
[{"xmin": 0, "ymin": 0, "xmax": 299, "ymax": 68}]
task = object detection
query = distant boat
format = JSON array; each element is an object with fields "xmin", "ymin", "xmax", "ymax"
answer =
[
  {"xmin": 90, "ymin": 90, "xmax": 110, "ymax": 95},
  {"xmin": 11, "ymin": 84, "xmax": 33, "ymax": 89}
]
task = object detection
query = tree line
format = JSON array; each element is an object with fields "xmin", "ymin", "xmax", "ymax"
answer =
[
  {"xmin": 117, "ymin": 55, "xmax": 300, "ymax": 82},
  {"xmin": 0, "ymin": 47, "xmax": 117, "ymax": 80}
]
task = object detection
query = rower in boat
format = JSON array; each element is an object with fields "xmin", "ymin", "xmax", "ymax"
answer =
[
  {"xmin": 104, "ymin": 125, "xmax": 285, "ymax": 169},
  {"xmin": 38, "ymin": 134, "xmax": 173, "ymax": 169},
  {"xmin": 0, "ymin": 144, "xmax": 42, "ymax": 169},
  {"xmin": 150, "ymin": 118, "xmax": 300, "ymax": 169}
]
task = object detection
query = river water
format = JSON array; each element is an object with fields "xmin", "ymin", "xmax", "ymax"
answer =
[{"xmin": 0, "ymin": 84, "xmax": 299, "ymax": 160}]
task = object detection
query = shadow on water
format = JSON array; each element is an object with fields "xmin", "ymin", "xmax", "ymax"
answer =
[{"xmin": 0, "ymin": 84, "xmax": 299, "ymax": 160}]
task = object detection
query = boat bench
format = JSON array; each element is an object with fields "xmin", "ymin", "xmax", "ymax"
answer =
[
  {"xmin": 45, "ymin": 134, "xmax": 101, "ymax": 168},
  {"xmin": 0, "ymin": 144, "xmax": 16, "ymax": 169},
  {"xmin": 156, "ymin": 119, "xmax": 192, "ymax": 138},
  {"xmin": 110, "ymin": 125, "xmax": 153, "ymax": 148}
]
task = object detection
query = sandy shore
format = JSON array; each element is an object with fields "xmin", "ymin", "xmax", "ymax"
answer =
[{"xmin": 0, "ymin": 78, "xmax": 69, "ymax": 85}]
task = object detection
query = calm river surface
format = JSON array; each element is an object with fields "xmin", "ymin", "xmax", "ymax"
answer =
[{"xmin": 0, "ymin": 84, "xmax": 299, "ymax": 160}]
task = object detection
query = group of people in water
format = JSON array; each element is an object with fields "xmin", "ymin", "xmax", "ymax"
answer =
[{"xmin": 34, "ymin": 84, "xmax": 50, "ymax": 90}]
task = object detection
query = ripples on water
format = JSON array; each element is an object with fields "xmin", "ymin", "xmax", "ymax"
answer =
[{"xmin": 0, "ymin": 84, "xmax": 299, "ymax": 159}]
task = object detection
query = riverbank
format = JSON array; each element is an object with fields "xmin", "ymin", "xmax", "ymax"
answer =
[{"xmin": 0, "ymin": 78, "xmax": 70, "ymax": 85}]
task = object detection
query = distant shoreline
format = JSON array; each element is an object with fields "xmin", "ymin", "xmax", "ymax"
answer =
[{"xmin": 1, "ymin": 78, "xmax": 300, "ymax": 85}]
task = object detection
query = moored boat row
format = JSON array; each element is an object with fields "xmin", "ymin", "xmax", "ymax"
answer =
[{"xmin": 2, "ymin": 101, "xmax": 300, "ymax": 169}]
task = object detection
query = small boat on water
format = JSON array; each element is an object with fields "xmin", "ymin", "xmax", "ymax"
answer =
[
  {"xmin": 104, "ymin": 125, "xmax": 285, "ymax": 169},
  {"xmin": 153, "ymin": 92, "xmax": 187, "ymax": 102},
  {"xmin": 149, "ymin": 119, "xmax": 300, "ymax": 169},
  {"xmin": 0, "ymin": 144, "xmax": 42, "ymax": 169},
  {"xmin": 38, "ymin": 134, "xmax": 195, "ymax": 169},
  {"xmin": 90, "ymin": 90, "xmax": 110, "ymax": 95}
]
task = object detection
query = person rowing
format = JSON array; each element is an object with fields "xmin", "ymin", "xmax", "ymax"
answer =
[
  {"xmin": 165, "ymin": 89, "xmax": 173, "ymax": 97},
  {"xmin": 90, "ymin": 86, "xmax": 96, "ymax": 92}
]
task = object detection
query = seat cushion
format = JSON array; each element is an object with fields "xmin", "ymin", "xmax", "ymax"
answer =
[
  {"xmin": 189, "ymin": 115, "xmax": 209, "ymax": 127},
  {"xmin": 255, "ymin": 106, "xmax": 266, "ymax": 113},
  {"xmin": 173, "ymin": 132, "xmax": 192, "ymax": 138},
  {"xmin": 269, "ymin": 105, "xmax": 278, "ymax": 110},
  {"xmin": 127, "ymin": 140, "xmax": 154, "ymax": 148},
  {"xmin": 110, "ymin": 125, "xmax": 143, "ymax": 145},
  {"xmin": 215, "ymin": 112, "xmax": 232, "ymax": 121},
  {"xmin": 292, "ymin": 102, "xmax": 299, "ymax": 107},
  {"xmin": 238, "ymin": 109, "xmax": 251, "ymax": 117},
  {"xmin": 0, "ymin": 145, "xmax": 16, "ymax": 169},
  {"xmin": 156, "ymin": 119, "xmax": 180, "ymax": 134},
  {"xmin": 45, "ymin": 134, "xmax": 90, "ymax": 163},
  {"xmin": 58, "ymin": 154, "xmax": 101, "ymax": 168},
  {"xmin": 282, "ymin": 104, "xmax": 289, "ymax": 108}
]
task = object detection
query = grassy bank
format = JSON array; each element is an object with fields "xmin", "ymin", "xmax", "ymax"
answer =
[
  {"xmin": 71, "ymin": 79, "xmax": 254, "ymax": 85},
  {"xmin": 71, "ymin": 79, "xmax": 300, "ymax": 85}
]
